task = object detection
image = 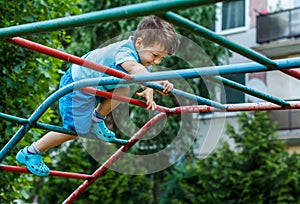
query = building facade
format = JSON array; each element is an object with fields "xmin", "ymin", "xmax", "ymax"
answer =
[
  {"xmin": 202, "ymin": 0, "xmax": 300, "ymax": 154},
  {"xmin": 198, "ymin": 0, "xmax": 300, "ymax": 157}
]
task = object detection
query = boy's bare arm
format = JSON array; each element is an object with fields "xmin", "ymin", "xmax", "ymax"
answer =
[
  {"xmin": 121, "ymin": 61, "xmax": 149, "ymax": 75},
  {"xmin": 121, "ymin": 61, "xmax": 173, "ymax": 93},
  {"xmin": 121, "ymin": 61, "xmax": 174, "ymax": 110},
  {"xmin": 121, "ymin": 61, "xmax": 156, "ymax": 110}
]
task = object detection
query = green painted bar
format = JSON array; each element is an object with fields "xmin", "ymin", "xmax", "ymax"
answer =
[
  {"xmin": 0, "ymin": 112, "xmax": 28, "ymax": 125},
  {"xmin": 0, "ymin": 0, "xmax": 223, "ymax": 39},
  {"xmin": 209, "ymin": 76, "xmax": 290, "ymax": 106},
  {"xmin": 0, "ymin": 112, "xmax": 76, "ymax": 135},
  {"xmin": 162, "ymin": 12, "xmax": 278, "ymax": 69},
  {"xmin": 161, "ymin": 11, "xmax": 292, "ymax": 106}
]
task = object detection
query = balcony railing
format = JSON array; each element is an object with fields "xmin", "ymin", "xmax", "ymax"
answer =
[
  {"xmin": 257, "ymin": 7, "xmax": 300, "ymax": 44},
  {"xmin": 269, "ymin": 109, "xmax": 300, "ymax": 130}
]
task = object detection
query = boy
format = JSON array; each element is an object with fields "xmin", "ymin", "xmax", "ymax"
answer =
[{"xmin": 16, "ymin": 15, "xmax": 179, "ymax": 176}]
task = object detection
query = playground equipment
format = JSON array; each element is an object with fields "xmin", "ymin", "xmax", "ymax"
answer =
[{"xmin": 1, "ymin": 0, "xmax": 300, "ymax": 203}]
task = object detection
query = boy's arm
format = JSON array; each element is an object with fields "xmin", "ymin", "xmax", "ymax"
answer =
[
  {"xmin": 121, "ymin": 61, "xmax": 174, "ymax": 93},
  {"xmin": 121, "ymin": 61, "xmax": 149, "ymax": 75},
  {"xmin": 121, "ymin": 61, "xmax": 156, "ymax": 110},
  {"xmin": 121, "ymin": 61, "xmax": 174, "ymax": 110}
]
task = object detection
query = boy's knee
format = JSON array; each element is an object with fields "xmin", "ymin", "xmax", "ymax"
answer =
[
  {"xmin": 123, "ymin": 86, "xmax": 130, "ymax": 94},
  {"xmin": 116, "ymin": 86, "xmax": 130, "ymax": 96}
]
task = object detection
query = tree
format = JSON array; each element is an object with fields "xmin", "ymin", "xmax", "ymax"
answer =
[
  {"xmin": 160, "ymin": 111, "xmax": 300, "ymax": 203},
  {"xmin": 0, "ymin": 0, "xmax": 81, "ymax": 202}
]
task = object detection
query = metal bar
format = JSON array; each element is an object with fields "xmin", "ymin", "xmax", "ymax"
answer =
[
  {"xmin": 7, "ymin": 37, "xmax": 300, "ymax": 108},
  {"xmin": 208, "ymin": 76, "xmax": 290, "ymax": 106},
  {"xmin": 161, "ymin": 12, "xmax": 277, "ymax": 68},
  {"xmin": 130, "ymin": 56, "xmax": 300, "ymax": 81},
  {"xmin": 0, "ymin": 0, "xmax": 224, "ymax": 39},
  {"xmin": 82, "ymin": 87, "xmax": 171, "ymax": 113},
  {"xmin": 0, "ymin": 112, "xmax": 28, "ymax": 125},
  {"xmin": 0, "ymin": 112, "xmax": 76, "ymax": 135},
  {"xmin": 8, "ymin": 37, "xmax": 131, "ymax": 80},
  {"xmin": 170, "ymin": 101, "xmax": 300, "ymax": 115},
  {"xmin": 63, "ymin": 112, "xmax": 167, "ymax": 204},
  {"xmin": 162, "ymin": 12, "xmax": 300, "ymax": 80},
  {"xmin": 281, "ymin": 69, "xmax": 300, "ymax": 79},
  {"xmin": 0, "ymin": 165, "xmax": 93, "ymax": 180},
  {"xmin": 143, "ymin": 82, "xmax": 226, "ymax": 109}
]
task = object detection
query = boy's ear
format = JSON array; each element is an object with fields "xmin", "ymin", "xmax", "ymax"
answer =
[{"xmin": 135, "ymin": 37, "xmax": 143, "ymax": 48}]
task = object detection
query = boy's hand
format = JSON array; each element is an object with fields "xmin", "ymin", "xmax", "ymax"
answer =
[
  {"xmin": 136, "ymin": 88, "xmax": 156, "ymax": 110},
  {"xmin": 158, "ymin": 80, "xmax": 174, "ymax": 95}
]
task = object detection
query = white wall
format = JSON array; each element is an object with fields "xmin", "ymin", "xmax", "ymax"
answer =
[
  {"xmin": 268, "ymin": 71, "xmax": 300, "ymax": 100},
  {"xmin": 268, "ymin": 0, "xmax": 294, "ymax": 12}
]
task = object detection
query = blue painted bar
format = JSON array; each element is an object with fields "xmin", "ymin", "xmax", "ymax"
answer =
[
  {"xmin": 144, "ymin": 82, "xmax": 226, "ymax": 109},
  {"xmin": 130, "ymin": 57, "xmax": 300, "ymax": 82},
  {"xmin": 0, "ymin": 0, "xmax": 223, "ymax": 39}
]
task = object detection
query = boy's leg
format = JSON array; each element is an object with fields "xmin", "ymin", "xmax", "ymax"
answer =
[
  {"xmin": 96, "ymin": 86, "xmax": 130, "ymax": 116},
  {"xmin": 91, "ymin": 87, "xmax": 130, "ymax": 141},
  {"xmin": 34, "ymin": 132, "xmax": 76, "ymax": 152}
]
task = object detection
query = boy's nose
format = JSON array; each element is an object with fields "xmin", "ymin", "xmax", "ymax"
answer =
[{"xmin": 154, "ymin": 59, "xmax": 161, "ymax": 65}]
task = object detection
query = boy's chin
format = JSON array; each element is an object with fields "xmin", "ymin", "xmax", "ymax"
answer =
[{"xmin": 143, "ymin": 63, "xmax": 152, "ymax": 66}]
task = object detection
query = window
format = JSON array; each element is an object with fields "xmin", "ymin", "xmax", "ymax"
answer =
[
  {"xmin": 215, "ymin": 0, "xmax": 249, "ymax": 34},
  {"xmin": 294, "ymin": 0, "xmax": 300, "ymax": 8},
  {"xmin": 221, "ymin": 74, "xmax": 245, "ymax": 104}
]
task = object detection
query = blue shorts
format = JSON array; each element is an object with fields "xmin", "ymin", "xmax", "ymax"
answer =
[
  {"xmin": 59, "ymin": 66, "xmax": 132, "ymax": 134},
  {"xmin": 59, "ymin": 67, "xmax": 98, "ymax": 134}
]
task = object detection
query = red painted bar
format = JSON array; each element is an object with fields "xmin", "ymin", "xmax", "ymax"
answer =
[
  {"xmin": 82, "ymin": 87, "xmax": 171, "ymax": 113},
  {"xmin": 62, "ymin": 112, "xmax": 167, "ymax": 203},
  {"xmin": 281, "ymin": 69, "xmax": 300, "ymax": 80},
  {"xmin": 8, "ymin": 37, "xmax": 132, "ymax": 80},
  {"xmin": 171, "ymin": 101, "xmax": 300, "ymax": 114},
  {"xmin": 0, "ymin": 165, "xmax": 94, "ymax": 180}
]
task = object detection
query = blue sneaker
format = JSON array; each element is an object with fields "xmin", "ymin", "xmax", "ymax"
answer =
[
  {"xmin": 90, "ymin": 120, "xmax": 116, "ymax": 142},
  {"xmin": 16, "ymin": 146, "xmax": 50, "ymax": 177}
]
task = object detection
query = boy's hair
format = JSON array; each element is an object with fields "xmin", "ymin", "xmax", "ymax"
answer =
[{"xmin": 134, "ymin": 15, "xmax": 179, "ymax": 55}]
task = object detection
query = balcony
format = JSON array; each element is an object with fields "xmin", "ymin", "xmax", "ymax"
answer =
[
  {"xmin": 269, "ymin": 109, "xmax": 300, "ymax": 144},
  {"xmin": 269, "ymin": 109, "xmax": 300, "ymax": 130},
  {"xmin": 257, "ymin": 7, "xmax": 300, "ymax": 44}
]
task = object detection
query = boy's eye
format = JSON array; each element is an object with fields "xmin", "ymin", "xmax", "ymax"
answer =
[{"xmin": 152, "ymin": 53, "xmax": 158, "ymax": 57}]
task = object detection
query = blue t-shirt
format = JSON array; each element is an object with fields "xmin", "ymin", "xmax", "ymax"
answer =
[{"xmin": 71, "ymin": 36, "xmax": 151, "ymax": 89}]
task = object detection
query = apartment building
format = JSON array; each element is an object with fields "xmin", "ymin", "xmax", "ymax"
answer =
[{"xmin": 206, "ymin": 0, "xmax": 300, "ymax": 154}]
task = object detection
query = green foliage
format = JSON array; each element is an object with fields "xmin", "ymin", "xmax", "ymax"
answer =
[
  {"xmin": 0, "ymin": 0, "xmax": 81, "ymax": 202},
  {"xmin": 161, "ymin": 111, "xmax": 300, "ymax": 204}
]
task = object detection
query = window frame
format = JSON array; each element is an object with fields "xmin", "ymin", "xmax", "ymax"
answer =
[{"xmin": 215, "ymin": 0, "xmax": 249, "ymax": 35}]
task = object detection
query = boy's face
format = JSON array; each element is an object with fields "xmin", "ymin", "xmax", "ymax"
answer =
[{"xmin": 135, "ymin": 38, "xmax": 169, "ymax": 67}]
